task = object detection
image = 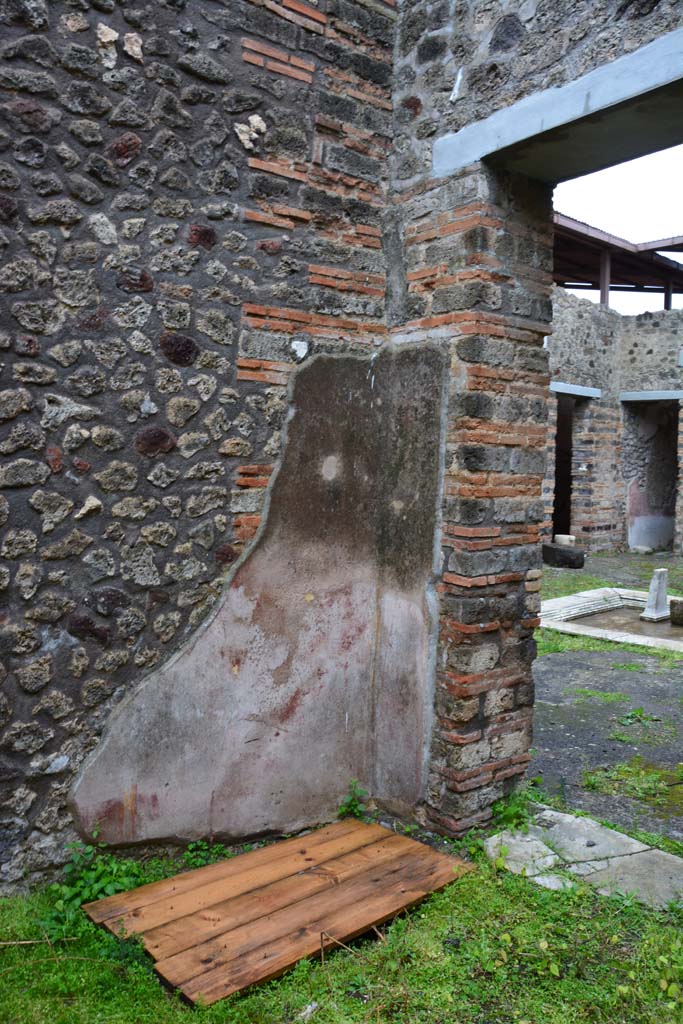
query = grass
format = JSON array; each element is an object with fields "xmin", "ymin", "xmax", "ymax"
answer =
[
  {"xmin": 569, "ymin": 687, "xmax": 630, "ymax": 704},
  {"xmin": 535, "ymin": 627, "xmax": 683, "ymax": 667},
  {"xmin": 587, "ymin": 553, "xmax": 683, "ymax": 598},
  {"xmin": 540, "ymin": 572, "xmax": 616, "ymax": 602},
  {"xmin": 3, "ymin": 844, "xmax": 683, "ymax": 1023},
  {"xmin": 582, "ymin": 757, "xmax": 683, "ymax": 807}
]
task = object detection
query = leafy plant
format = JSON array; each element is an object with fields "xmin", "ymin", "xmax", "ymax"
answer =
[
  {"xmin": 337, "ymin": 779, "xmax": 369, "ymax": 819},
  {"xmin": 41, "ymin": 842, "xmax": 145, "ymax": 939},
  {"xmin": 490, "ymin": 784, "xmax": 537, "ymax": 832},
  {"xmin": 182, "ymin": 838, "xmax": 234, "ymax": 870},
  {"xmin": 618, "ymin": 707, "xmax": 660, "ymax": 726}
]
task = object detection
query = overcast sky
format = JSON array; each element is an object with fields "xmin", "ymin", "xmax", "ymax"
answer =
[{"xmin": 553, "ymin": 143, "xmax": 683, "ymax": 314}]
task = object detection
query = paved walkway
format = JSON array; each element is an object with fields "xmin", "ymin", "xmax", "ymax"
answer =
[{"xmin": 485, "ymin": 806, "xmax": 683, "ymax": 907}]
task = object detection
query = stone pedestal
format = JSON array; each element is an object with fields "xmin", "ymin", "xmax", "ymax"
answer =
[{"xmin": 640, "ymin": 568, "xmax": 670, "ymax": 622}]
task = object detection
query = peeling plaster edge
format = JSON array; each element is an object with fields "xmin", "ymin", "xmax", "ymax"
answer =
[
  {"xmin": 70, "ymin": 343, "xmax": 445, "ymax": 825},
  {"xmin": 420, "ymin": 346, "xmax": 451, "ymax": 807}
]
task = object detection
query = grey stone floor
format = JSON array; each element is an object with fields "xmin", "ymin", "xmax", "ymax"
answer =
[
  {"xmin": 485, "ymin": 806, "xmax": 683, "ymax": 907},
  {"xmin": 532, "ymin": 648, "xmax": 683, "ymax": 842}
]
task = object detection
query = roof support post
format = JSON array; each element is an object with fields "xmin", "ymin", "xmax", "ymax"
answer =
[
  {"xmin": 665, "ymin": 280, "xmax": 673, "ymax": 310},
  {"xmin": 599, "ymin": 249, "xmax": 611, "ymax": 307}
]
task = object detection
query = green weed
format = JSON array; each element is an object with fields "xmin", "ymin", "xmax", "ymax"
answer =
[
  {"xmin": 4, "ymin": 856, "xmax": 683, "ymax": 1023},
  {"xmin": 182, "ymin": 839, "xmax": 234, "ymax": 870},
  {"xmin": 337, "ymin": 779, "xmax": 369, "ymax": 820},
  {"xmin": 618, "ymin": 707, "xmax": 660, "ymax": 727},
  {"xmin": 609, "ymin": 730, "xmax": 633, "ymax": 743},
  {"xmin": 40, "ymin": 842, "xmax": 147, "ymax": 940},
  {"xmin": 535, "ymin": 628, "xmax": 683, "ymax": 666}
]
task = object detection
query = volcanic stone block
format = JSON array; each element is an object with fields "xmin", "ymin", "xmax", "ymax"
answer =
[
  {"xmin": 670, "ymin": 598, "xmax": 683, "ymax": 627},
  {"xmin": 542, "ymin": 543, "xmax": 585, "ymax": 569}
]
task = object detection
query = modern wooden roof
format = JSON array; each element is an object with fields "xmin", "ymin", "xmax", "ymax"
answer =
[{"xmin": 554, "ymin": 212, "xmax": 683, "ymax": 295}]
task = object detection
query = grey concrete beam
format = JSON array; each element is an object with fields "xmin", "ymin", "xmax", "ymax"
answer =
[
  {"xmin": 550, "ymin": 382, "xmax": 601, "ymax": 399},
  {"xmin": 620, "ymin": 390, "xmax": 683, "ymax": 401},
  {"xmin": 433, "ymin": 28, "xmax": 683, "ymax": 184}
]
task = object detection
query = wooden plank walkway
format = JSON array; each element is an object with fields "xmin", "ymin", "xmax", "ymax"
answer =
[{"xmin": 84, "ymin": 819, "xmax": 471, "ymax": 1006}]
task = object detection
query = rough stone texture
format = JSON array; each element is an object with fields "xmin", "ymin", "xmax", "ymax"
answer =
[
  {"xmin": 532, "ymin": 647, "xmax": 683, "ymax": 844},
  {"xmin": 0, "ymin": 0, "xmax": 394, "ymax": 887},
  {"xmin": 542, "ymin": 542, "xmax": 585, "ymax": 569},
  {"xmin": 2, "ymin": 0, "xmax": 681, "ymax": 883},
  {"xmin": 393, "ymin": 0, "xmax": 681, "ymax": 187},
  {"xmin": 485, "ymin": 807, "xmax": 683, "ymax": 907}
]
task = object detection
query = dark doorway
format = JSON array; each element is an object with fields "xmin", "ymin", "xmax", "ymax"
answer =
[{"xmin": 552, "ymin": 393, "xmax": 576, "ymax": 537}]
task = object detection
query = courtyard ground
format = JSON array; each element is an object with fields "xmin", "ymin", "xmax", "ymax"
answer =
[
  {"xmin": 2, "ymin": 550, "xmax": 683, "ymax": 1023},
  {"xmin": 535, "ymin": 551, "xmax": 683, "ymax": 845}
]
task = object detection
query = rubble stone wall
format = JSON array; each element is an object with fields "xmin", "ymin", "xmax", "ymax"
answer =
[
  {"xmin": 544, "ymin": 289, "xmax": 683, "ymax": 550},
  {"xmin": 392, "ymin": 0, "xmax": 682, "ymax": 189},
  {"xmin": 2, "ymin": 0, "xmax": 682, "ymax": 885},
  {"xmin": 0, "ymin": 0, "xmax": 395, "ymax": 888}
]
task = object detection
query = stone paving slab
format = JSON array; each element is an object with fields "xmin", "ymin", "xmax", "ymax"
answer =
[
  {"xmin": 586, "ymin": 848, "xmax": 683, "ymax": 907},
  {"xmin": 485, "ymin": 806, "xmax": 683, "ymax": 908},
  {"xmin": 484, "ymin": 832, "xmax": 562, "ymax": 876},
  {"xmin": 530, "ymin": 807, "xmax": 648, "ymax": 861}
]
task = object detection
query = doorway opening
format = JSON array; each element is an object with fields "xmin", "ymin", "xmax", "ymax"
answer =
[
  {"xmin": 623, "ymin": 399, "xmax": 679, "ymax": 551},
  {"xmin": 552, "ymin": 394, "xmax": 592, "ymax": 540}
]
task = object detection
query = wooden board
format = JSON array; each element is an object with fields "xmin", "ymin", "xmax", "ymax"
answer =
[{"xmin": 84, "ymin": 820, "xmax": 471, "ymax": 1006}]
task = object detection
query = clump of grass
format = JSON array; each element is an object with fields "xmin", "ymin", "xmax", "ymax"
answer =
[
  {"xmin": 569, "ymin": 687, "xmax": 630, "ymax": 704},
  {"xmin": 540, "ymin": 572, "xmax": 615, "ymax": 602},
  {"xmin": 618, "ymin": 707, "xmax": 660, "ymax": 727},
  {"xmin": 4, "ymin": 853, "xmax": 683, "ymax": 1023},
  {"xmin": 582, "ymin": 758, "xmax": 683, "ymax": 805}
]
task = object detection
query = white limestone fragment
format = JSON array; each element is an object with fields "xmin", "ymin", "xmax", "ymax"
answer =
[
  {"xmin": 97, "ymin": 23, "xmax": 119, "ymax": 68},
  {"xmin": 123, "ymin": 33, "xmax": 143, "ymax": 62},
  {"xmin": 248, "ymin": 114, "xmax": 267, "ymax": 134},
  {"xmin": 233, "ymin": 115, "xmax": 267, "ymax": 150},
  {"xmin": 74, "ymin": 496, "xmax": 103, "ymax": 520}
]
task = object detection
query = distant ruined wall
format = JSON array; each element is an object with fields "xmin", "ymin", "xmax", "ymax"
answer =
[
  {"xmin": 623, "ymin": 401, "xmax": 678, "ymax": 550},
  {"xmin": 544, "ymin": 289, "xmax": 683, "ymax": 550}
]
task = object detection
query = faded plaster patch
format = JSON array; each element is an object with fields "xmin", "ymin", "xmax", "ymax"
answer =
[
  {"xmin": 71, "ymin": 346, "xmax": 447, "ymax": 845},
  {"xmin": 321, "ymin": 455, "xmax": 340, "ymax": 481}
]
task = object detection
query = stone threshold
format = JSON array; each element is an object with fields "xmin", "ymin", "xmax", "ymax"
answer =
[
  {"xmin": 540, "ymin": 587, "xmax": 683, "ymax": 653},
  {"xmin": 485, "ymin": 806, "xmax": 683, "ymax": 907}
]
